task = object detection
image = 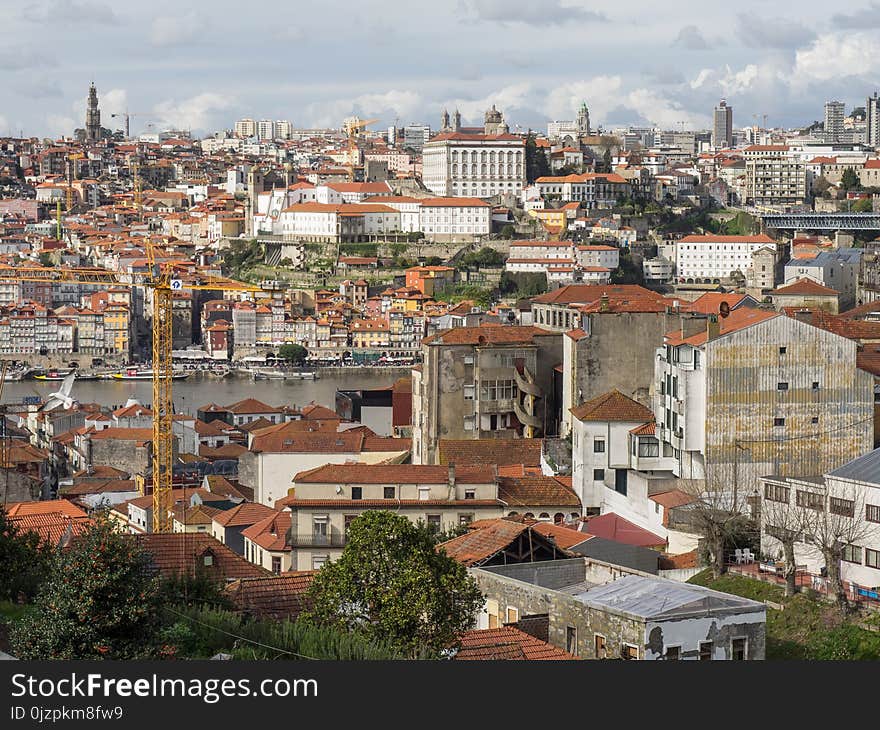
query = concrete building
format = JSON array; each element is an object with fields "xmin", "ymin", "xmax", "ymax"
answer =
[
  {"xmin": 412, "ymin": 326, "xmax": 562, "ymax": 464},
  {"xmin": 284, "ymin": 463, "xmax": 503, "ymax": 570},
  {"xmin": 654, "ymin": 308, "xmax": 874, "ymax": 491},
  {"xmin": 472, "ymin": 558, "xmax": 766, "ymax": 659},
  {"xmin": 422, "ymin": 106, "xmax": 525, "ymax": 198},
  {"xmin": 676, "ymin": 233, "xmax": 780, "ymax": 284},
  {"xmin": 761, "ymin": 447, "xmax": 880, "ymax": 591},
  {"xmin": 783, "ymin": 248, "xmax": 861, "ymax": 311},
  {"xmin": 868, "ymin": 92, "xmax": 880, "ymax": 149},
  {"xmin": 824, "ymin": 101, "xmax": 845, "ymax": 143},
  {"xmin": 712, "ymin": 100, "xmax": 733, "ymax": 149},
  {"xmin": 770, "ymin": 278, "xmax": 841, "ymax": 314},
  {"xmin": 744, "ymin": 145, "xmax": 809, "ymax": 207},
  {"xmin": 234, "ymin": 118, "xmax": 257, "ymax": 138}
]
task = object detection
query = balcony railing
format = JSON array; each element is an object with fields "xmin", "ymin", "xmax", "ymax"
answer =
[{"xmin": 289, "ymin": 533, "xmax": 348, "ymax": 548}]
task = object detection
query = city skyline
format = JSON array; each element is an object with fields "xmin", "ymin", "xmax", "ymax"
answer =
[{"xmin": 3, "ymin": 0, "xmax": 880, "ymax": 137}]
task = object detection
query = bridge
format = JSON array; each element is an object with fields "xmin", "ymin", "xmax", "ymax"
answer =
[{"xmin": 761, "ymin": 212, "xmax": 880, "ymax": 231}]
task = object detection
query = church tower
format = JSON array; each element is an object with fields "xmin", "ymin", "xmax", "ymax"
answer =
[
  {"xmin": 452, "ymin": 109, "xmax": 461, "ymax": 133},
  {"xmin": 441, "ymin": 108, "xmax": 450, "ymax": 132},
  {"xmin": 577, "ymin": 101, "xmax": 591, "ymax": 135},
  {"xmin": 85, "ymin": 82, "xmax": 101, "ymax": 142}
]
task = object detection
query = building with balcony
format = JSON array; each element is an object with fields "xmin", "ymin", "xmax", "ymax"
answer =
[
  {"xmin": 412, "ymin": 325, "xmax": 562, "ymax": 464},
  {"xmin": 654, "ymin": 308, "xmax": 874, "ymax": 492},
  {"xmin": 744, "ymin": 145, "xmax": 809, "ymax": 207},
  {"xmin": 284, "ymin": 463, "xmax": 504, "ymax": 570}
]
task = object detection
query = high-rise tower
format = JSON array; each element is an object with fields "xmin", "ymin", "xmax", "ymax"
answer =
[
  {"xmin": 867, "ymin": 92, "xmax": 880, "ymax": 148},
  {"xmin": 824, "ymin": 100, "xmax": 845, "ymax": 142},
  {"xmin": 85, "ymin": 82, "xmax": 101, "ymax": 142},
  {"xmin": 713, "ymin": 99, "xmax": 733, "ymax": 149}
]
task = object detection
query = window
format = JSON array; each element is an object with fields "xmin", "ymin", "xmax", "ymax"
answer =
[
  {"xmin": 614, "ymin": 469, "xmax": 628, "ymax": 496},
  {"xmin": 764, "ymin": 483, "xmax": 790, "ymax": 503},
  {"xmin": 665, "ymin": 646, "xmax": 681, "ymax": 660},
  {"xmin": 699, "ymin": 641, "xmax": 713, "ymax": 660},
  {"xmin": 867, "ymin": 504, "xmax": 880, "ymax": 523},
  {"xmin": 418, "ymin": 487, "xmax": 430, "ymax": 501},
  {"xmin": 351, "ymin": 486, "xmax": 362, "ymax": 500},
  {"xmin": 777, "ymin": 382, "xmax": 788, "ymax": 391},
  {"xmin": 731, "ymin": 637, "xmax": 747, "ymax": 661},
  {"xmin": 505, "ymin": 606, "xmax": 519, "ymax": 624},
  {"xmin": 594, "ymin": 634, "xmax": 607, "ymax": 659},
  {"xmin": 637, "ymin": 437, "xmax": 660, "ymax": 457},
  {"xmin": 487, "ymin": 599, "xmax": 500, "ymax": 628},
  {"xmin": 796, "ymin": 490, "xmax": 824, "ymax": 510},
  {"xmin": 866, "ymin": 548, "xmax": 880, "ymax": 569},
  {"xmin": 463, "ymin": 415, "xmax": 475, "ymax": 431},
  {"xmin": 829, "ymin": 497, "xmax": 854, "ymax": 517},
  {"xmin": 811, "ymin": 416, "xmax": 819, "ymax": 424},
  {"xmin": 203, "ymin": 554, "xmax": 213, "ymax": 567},
  {"xmin": 773, "ymin": 417, "xmax": 785, "ymax": 427},
  {"xmin": 593, "ymin": 438, "xmax": 605, "ymax": 453},
  {"xmin": 312, "ymin": 555, "xmax": 328, "ymax": 570},
  {"xmin": 384, "ymin": 486, "xmax": 395, "ymax": 499},
  {"xmin": 427, "ymin": 515, "xmax": 441, "ymax": 534},
  {"xmin": 812, "ymin": 381, "xmax": 819, "ymax": 390},
  {"xmin": 344, "ymin": 514, "xmax": 357, "ymax": 536},
  {"xmin": 842, "ymin": 544, "xmax": 863, "ymax": 564},
  {"xmin": 779, "ymin": 346, "xmax": 787, "ymax": 354},
  {"xmin": 559, "ymin": 626, "xmax": 578, "ymax": 656},
  {"xmin": 593, "ymin": 468, "xmax": 604, "ymax": 481},
  {"xmin": 459, "ymin": 513, "xmax": 474, "ymax": 526},
  {"xmin": 271, "ymin": 556, "xmax": 281, "ymax": 574},
  {"xmin": 621, "ymin": 644, "xmax": 639, "ymax": 660},
  {"xmin": 463, "ymin": 384, "xmax": 475, "ymax": 400},
  {"xmin": 464, "ymin": 489, "xmax": 475, "ymax": 500}
]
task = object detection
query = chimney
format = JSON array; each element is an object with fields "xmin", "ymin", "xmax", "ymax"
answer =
[
  {"xmin": 599, "ymin": 293, "xmax": 609, "ymax": 312},
  {"xmin": 448, "ymin": 463, "xmax": 456, "ymax": 490},
  {"xmin": 706, "ymin": 314, "xmax": 721, "ymax": 342}
]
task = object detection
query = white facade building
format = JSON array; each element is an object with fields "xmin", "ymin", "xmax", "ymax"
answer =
[
  {"xmin": 421, "ymin": 132, "xmax": 526, "ymax": 198},
  {"xmin": 676, "ymin": 234, "xmax": 779, "ymax": 282}
]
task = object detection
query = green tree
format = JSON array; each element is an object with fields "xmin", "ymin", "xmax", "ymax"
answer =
[
  {"xmin": 841, "ymin": 167, "xmax": 861, "ymax": 191},
  {"xmin": 500, "ymin": 224, "xmax": 516, "ymax": 239},
  {"xmin": 852, "ymin": 197, "xmax": 874, "ymax": 213},
  {"xmin": 10, "ymin": 518, "xmax": 161, "ymax": 659},
  {"xmin": 524, "ymin": 133, "xmax": 550, "ymax": 183},
  {"xmin": 278, "ymin": 343, "xmax": 308, "ymax": 364},
  {"xmin": 610, "ymin": 249, "xmax": 644, "ymax": 285},
  {"xmin": 0, "ymin": 507, "xmax": 53, "ymax": 602},
  {"xmin": 304, "ymin": 511, "xmax": 483, "ymax": 657}
]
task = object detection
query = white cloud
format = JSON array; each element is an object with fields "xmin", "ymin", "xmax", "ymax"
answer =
[
  {"xmin": 22, "ymin": 0, "xmax": 119, "ymax": 25},
  {"xmin": 794, "ymin": 32, "xmax": 880, "ymax": 83},
  {"xmin": 446, "ymin": 83, "xmax": 534, "ymax": 123},
  {"xmin": 463, "ymin": 0, "xmax": 607, "ymax": 25},
  {"xmin": 352, "ymin": 90, "xmax": 423, "ymax": 121},
  {"xmin": 152, "ymin": 93, "xmax": 234, "ymax": 132},
  {"xmin": 544, "ymin": 77, "xmax": 623, "ymax": 122},
  {"xmin": 674, "ymin": 25, "xmax": 710, "ymax": 50},
  {"xmin": 150, "ymin": 12, "xmax": 203, "ymax": 47},
  {"xmin": 45, "ymin": 114, "xmax": 77, "ymax": 138}
]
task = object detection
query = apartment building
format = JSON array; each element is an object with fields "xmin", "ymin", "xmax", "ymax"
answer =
[
  {"xmin": 418, "ymin": 197, "xmax": 492, "ymax": 241},
  {"xmin": 283, "ymin": 463, "xmax": 503, "ymax": 570},
  {"xmin": 761, "ymin": 447, "xmax": 880, "ymax": 591},
  {"xmin": 654, "ymin": 309, "xmax": 874, "ymax": 491},
  {"xmin": 744, "ymin": 145, "xmax": 809, "ymax": 207},
  {"xmin": 534, "ymin": 172, "xmax": 631, "ymax": 209},
  {"xmin": 783, "ymin": 248, "xmax": 862, "ymax": 311},
  {"xmin": 412, "ymin": 326, "xmax": 562, "ymax": 464}
]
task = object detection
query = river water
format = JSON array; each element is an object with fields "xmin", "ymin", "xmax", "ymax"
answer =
[{"xmin": 3, "ymin": 370, "xmax": 405, "ymax": 416}]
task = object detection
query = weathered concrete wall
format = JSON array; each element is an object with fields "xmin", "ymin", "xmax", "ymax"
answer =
[
  {"xmin": 569, "ymin": 311, "xmax": 680, "ymax": 424},
  {"xmin": 705, "ymin": 315, "xmax": 874, "ymax": 490},
  {"xmin": 645, "ymin": 612, "xmax": 766, "ymax": 660},
  {"xmin": 0, "ymin": 469, "xmax": 43, "ymax": 503},
  {"xmin": 90, "ymin": 440, "xmax": 150, "ymax": 476}
]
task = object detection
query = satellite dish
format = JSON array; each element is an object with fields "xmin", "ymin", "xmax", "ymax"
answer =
[{"xmin": 719, "ymin": 301, "xmax": 730, "ymax": 319}]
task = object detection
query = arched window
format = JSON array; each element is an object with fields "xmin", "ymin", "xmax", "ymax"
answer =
[
  {"xmin": 524, "ymin": 512, "xmax": 534, "ymax": 519},
  {"xmin": 539, "ymin": 512, "xmax": 550, "ymax": 521},
  {"xmin": 554, "ymin": 512, "xmax": 565, "ymax": 523},
  {"xmin": 508, "ymin": 511, "xmax": 519, "ymax": 517}
]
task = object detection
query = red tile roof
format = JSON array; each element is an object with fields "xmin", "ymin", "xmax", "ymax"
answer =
[
  {"xmin": 135, "ymin": 534, "xmax": 268, "ymax": 579},
  {"xmin": 293, "ymin": 463, "xmax": 495, "ymax": 484},
  {"xmin": 240, "ymin": 510, "xmax": 292, "ymax": 551},
  {"xmin": 454, "ymin": 627, "xmax": 576, "ymax": 660},
  {"xmin": 664, "ymin": 307, "xmax": 780, "ymax": 347},
  {"xmin": 679, "ymin": 233, "xmax": 776, "ymax": 244},
  {"xmin": 438, "ymin": 438, "xmax": 543, "ymax": 467},
  {"xmin": 570, "ymin": 389, "xmax": 654, "ymax": 422},
  {"xmin": 582, "ymin": 513, "xmax": 666, "ymax": 548},
  {"xmin": 498, "ymin": 476, "xmax": 581, "ymax": 508},
  {"xmin": 224, "ymin": 572, "xmax": 316, "ymax": 620},
  {"xmin": 212, "ymin": 502, "xmax": 276, "ymax": 528},
  {"xmin": 771, "ymin": 278, "xmax": 839, "ymax": 296},
  {"xmin": 422, "ymin": 325, "xmax": 553, "ymax": 346}
]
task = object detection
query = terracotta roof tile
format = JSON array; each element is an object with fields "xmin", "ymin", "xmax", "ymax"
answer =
[
  {"xmin": 293, "ymin": 463, "xmax": 495, "ymax": 484},
  {"xmin": 582, "ymin": 513, "xmax": 666, "ymax": 548},
  {"xmin": 570, "ymin": 389, "xmax": 654, "ymax": 422},
  {"xmin": 213, "ymin": 502, "xmax": 276, "ymax": 528},
  {"xmin": 135, "ymin": 534, "xmax": 268, "ymax": 579},
  {"xmin": 438, "ymin": 439, "xmax": 543, "ymax": 467},
  {"xmin": 225, "ymin": 572, "xmax": 316, "ymax": 620},
  {"xmin": 498, "ymin": 476, "xmax": 581, "ymax": 508},
  {"xmin": 455, "ymin": 627, "xmax": 576, "ymax": 660}
]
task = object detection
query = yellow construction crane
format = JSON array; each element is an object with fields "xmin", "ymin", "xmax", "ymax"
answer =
[
  {"xmin": 342, "ymin": 117, "xmax": 378, "ymax": 181},
  {"xmin": 0, "ymin": 259, "xmax": 262, "ymax": 532}
]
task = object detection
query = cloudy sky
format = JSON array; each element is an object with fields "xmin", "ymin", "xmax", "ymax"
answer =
[{"xmin": 2, "ymin": 0, "xmax": 880, "ymax": 138}]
